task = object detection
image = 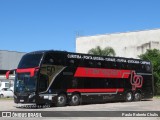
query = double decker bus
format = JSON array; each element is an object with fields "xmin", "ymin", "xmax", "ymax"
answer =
[{"xmin": 6, "ymin": 50, "xmax": 154, "ymax": 107}]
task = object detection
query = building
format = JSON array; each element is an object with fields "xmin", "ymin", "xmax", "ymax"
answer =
[
  {"xmin": 0, "ymin": 50, "xmax": 25, "ymax": 90},
  {"xmin": 76, "ymin": 29, "xmax": 160, "ymax": 58}
]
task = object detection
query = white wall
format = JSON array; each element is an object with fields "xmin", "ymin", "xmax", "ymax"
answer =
[{"xmin": 76, "ymin": 29, "xmax": 160, "ymax": 58}]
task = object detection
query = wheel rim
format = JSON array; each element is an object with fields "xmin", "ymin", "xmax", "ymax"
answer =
[
  {"xmin": 58, "ymin": 96, "xmax": 65, "ymax": 104},
  {"xmin": 135, "ymin": 93, "xmax": 140, "ymax": 100},
  {"xmin": 126, "ymin": 92, "xmax": 132, "ymax": 101},
  {"xmin": 72, "ymin": 95, "xmax": 79, "ymax": 104}
]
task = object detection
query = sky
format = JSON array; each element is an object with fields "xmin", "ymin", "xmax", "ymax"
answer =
[{"xmin": 0, "ymin": 0, "xmax": 160, "ymax": 53}]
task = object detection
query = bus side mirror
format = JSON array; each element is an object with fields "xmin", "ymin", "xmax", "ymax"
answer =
[
  {"xmin": 6, "ymin": 69, "xmax": 16, "ymax": 79},
  {"xmin": 6, "ymin": 70, "xmax": 11, "ymax": 79}
]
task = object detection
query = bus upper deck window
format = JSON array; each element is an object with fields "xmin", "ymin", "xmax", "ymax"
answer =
[
  {"xmin": 70, "ymin": 60, "xmax": 74, "ymax": 64},
  {"xmin": 49, "ymin": 58, "xmax": 54, "ymax": 64},
  {"xmin": 146, "ymin": 65, "xmax": 151, "ymax": 72},
  {"xmin": 97, "ymin": 62, "xmax": 101, "ymax": 67},
  {"xmin": 89, "ymin": 61, "xmax": 94, "ymax": 67}
]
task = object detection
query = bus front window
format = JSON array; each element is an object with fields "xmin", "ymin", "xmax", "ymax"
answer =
[
  {"xmin": 18, "ymin": 53, "xmax": 43, "ymax": 69},
  {"xmin": 15, "ymin": 73, "xmax": 37, "ymax": 93}
]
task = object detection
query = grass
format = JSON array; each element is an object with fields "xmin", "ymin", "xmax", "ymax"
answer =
[
  {"xmin": 0, "ymin": 97, "xmax": 13, "ymax": 100},
  {"xmin": 154, "ymin": 95, "xmax": 160, "ymax": 99}
]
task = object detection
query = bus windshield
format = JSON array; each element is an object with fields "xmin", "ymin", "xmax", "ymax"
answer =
[
  {"xmin": 15, "ymin": 73, "xmax": 37, "ymax": 93},
  {"xmin": 18, "ymin": 53, "xmax": 43, "ymax": 69}
]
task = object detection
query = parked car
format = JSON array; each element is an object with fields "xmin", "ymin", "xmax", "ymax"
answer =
[{"xmin": 0, "ymin": 88, "xmax": 13, "ymax": 98}]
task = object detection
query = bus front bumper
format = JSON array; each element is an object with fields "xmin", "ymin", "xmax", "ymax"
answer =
[{"xmin": 14, "ymin": 94, "xmax": 36, "ymax": 104}]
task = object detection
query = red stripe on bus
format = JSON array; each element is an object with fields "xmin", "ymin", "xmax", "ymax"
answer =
[
  {"xmin": 74, "ymin": 67, "xmax": 131, "ymax": 78},
  {"xmin": 67, "ymin": 88, "xmax": 124, "ymax": 93},
  {"xmin": 16, "ymin": 67, "xmax": 39, "ymax": 77}
]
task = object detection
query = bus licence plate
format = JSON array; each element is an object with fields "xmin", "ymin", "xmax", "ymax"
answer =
[{"xmin": 20, "ymin": 99, "xmax": 24, "ymax": 102}]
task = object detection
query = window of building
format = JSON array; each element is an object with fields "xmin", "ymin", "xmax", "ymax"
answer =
[{"xmin": 5, "ymin": 83, "xmax": 9, "ymax": 88}]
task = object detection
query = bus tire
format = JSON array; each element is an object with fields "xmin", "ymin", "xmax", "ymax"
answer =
[
  {"xmin": 134, "ymin": 92, "xmax": 141, "ymax": 101},
  {"xmin": 55, "ymin": 94, "xmax": 67, "ymax": 107},
  {"xmin": 69, "ymin": 94, "xmax": 80, "ymax": 106},
  {"xmin": 125, "ymin": 92, "xmax": 133, "ymax": 102}
]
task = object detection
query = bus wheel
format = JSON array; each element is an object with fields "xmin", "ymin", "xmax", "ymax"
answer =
[
  {"xmin": 125, "ymin": 92, "xmax": 133, "ymax": 102},
  {"xmin": 55, "ymin": 94, "xmax": 67, "ymax": 107},
  {"xmin": 69, "ymin": 94, "xmax": 80, "ymax": 106},
  {"xmin": 134, "ymin": 92, "xmax": 141, "ymax": 101}
]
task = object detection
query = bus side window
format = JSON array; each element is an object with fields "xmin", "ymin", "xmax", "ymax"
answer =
[
  {"xmin": 84, "ymin": 78, "xmax": 92, "ymax": 88},
  {"xmin": 97, "ymin": 62, "xmax": 101, "ymax": 68},
  {"xmin": 142, "ymin": 65, "xmax": 146, "ymax": 71},
  {"xmin": 67, "ymin": 59, "xmax": 80, "ymax": 67},
  {"xmin": 137, "ymin": 64, "xmax": 142, "ymax": 70},
  {"xmin": 79, "ymin": 60, "xmax": 84, "ymax": 67},
  {"xmin": 132, "ymin": 64, "xmax": 136, "ymax": 70},
  {"xmin": 104, "ymin": 62, "xmax": 111, "ymax": 68},
  {"xmin": 136, "ymin": 64, "xmax": 142, "ymax": 71},
  {"xmin": 83, "ymin": 60, "xmax": 94, "ymax": 68},
  {"xmin": 91, "ymin": 79, "xmax": 101, "ymax": 88},
  {"xmin": 145, "ymin": 65, "xmax": 151, "ymax": 72},
  {"xmin": 121, "ymin": 63, "xmax": 125, "ymax": 69},
  {"xmin": 72, "ymin": 78, "xmax": 78, "ymax": 88},
  {"xmin": 104, "ymin": 79, "xmax": 109, "ymax": 87},
  {"xmin": 69, "ymin": 59, "xmax": 74, "ymax": 66},
  {"xmin": 43, "ymin": 54, "xmax": 53, "ymax": 65},
  {"xmin": 126, "ymin": 64, "xmax": 132, "ymax": 70},
  {"xmin": 39, "ymin": 74, "xmax": 49, "ymax": 92},
  {"xmin": 89, "ymin": 61, "xmax": 94, "ymax": 67},
  {"xmin": 43, "ymin": 53, "xmax": 65, "ymax": 65},
  {"xmin": 112, "ymin": 63, "xmax": 117, "ymax": 69},
  {"xmin": 116, "ymin": 62, "xmax": 121, "ymax": 69},
  {"xmin": 101, "ymin": 62, "xmax": 106, "ymax": 68}
]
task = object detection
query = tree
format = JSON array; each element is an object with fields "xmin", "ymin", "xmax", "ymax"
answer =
[
  {"xmin": 139, "ymin": 49, "xmax": 160, "ymax": 95},
  {"xmin": 88, "ymin": 46, "xmax": 116, "ymax": 56}
]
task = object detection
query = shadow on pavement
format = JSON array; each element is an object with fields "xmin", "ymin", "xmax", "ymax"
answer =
[{"xmin": 15, "ymin": 99, "xmax": 153, "ymax": 109}]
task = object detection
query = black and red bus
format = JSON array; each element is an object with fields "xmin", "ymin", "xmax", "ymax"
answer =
[{"xmin": 6, "ymin": 50, "xmax": 154, "ymax": 107}]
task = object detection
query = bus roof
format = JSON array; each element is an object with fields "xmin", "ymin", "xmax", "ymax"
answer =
[{"xmin": 25, "ymin": 50, "xmax": 150, "ymax": 63}]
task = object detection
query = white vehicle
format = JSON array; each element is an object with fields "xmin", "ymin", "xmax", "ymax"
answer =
[
  {"xmin": 0, "ymin": 81, "xmax": 10, "ymax": 89},
  {"xmin": 0, "ymin": 88, "xmax": 13, "ymax": 98}
]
